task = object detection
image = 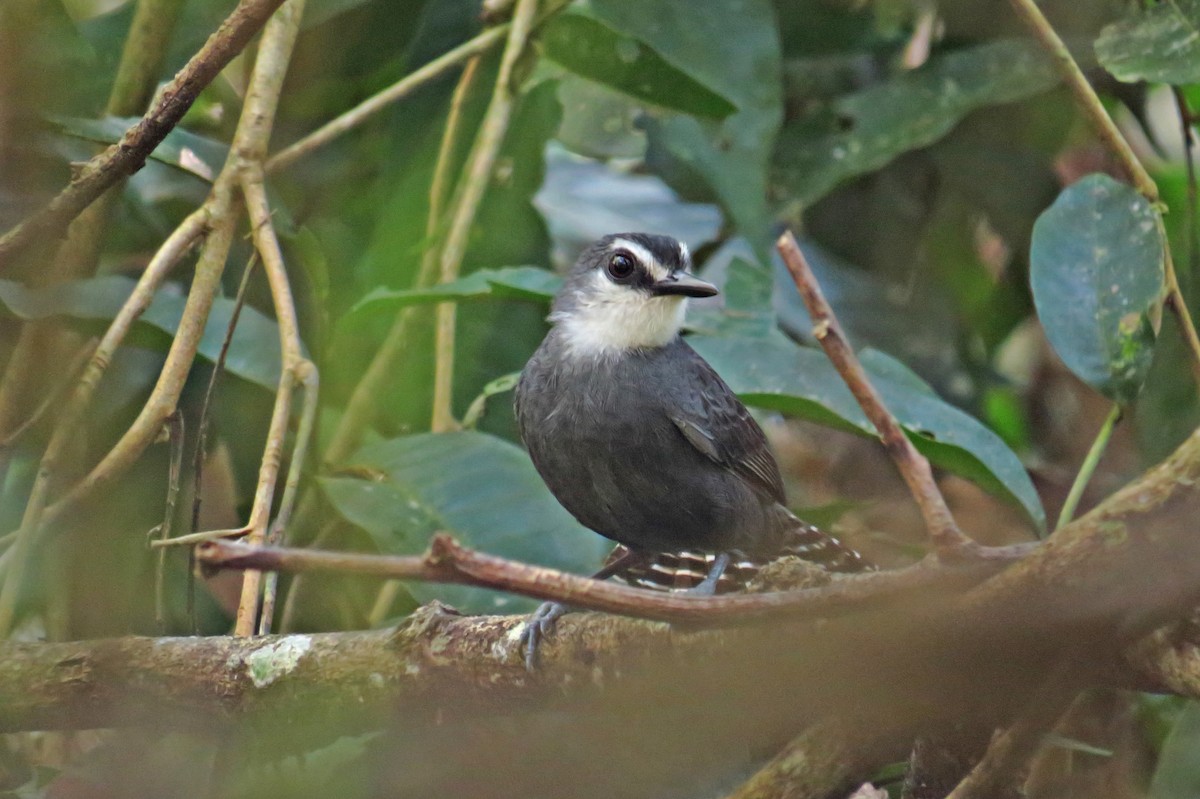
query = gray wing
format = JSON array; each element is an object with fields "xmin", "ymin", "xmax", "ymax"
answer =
[{"xmin": 668, "ymin": 345, "xmax": 786, "ymax": 505}]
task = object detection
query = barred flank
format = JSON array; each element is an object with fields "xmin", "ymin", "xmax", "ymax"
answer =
[{"xmin": 608, "ymin": 516, "xmax": 868, "ymax": 594}]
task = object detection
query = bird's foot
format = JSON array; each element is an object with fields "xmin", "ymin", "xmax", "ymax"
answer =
[
  {"xmin": 688, "ymin": 551, "xmax": 732, "ymax": 597},
  {"xmin": 518, "ymin": 601, "xmax": 570, "ymax": 671}
]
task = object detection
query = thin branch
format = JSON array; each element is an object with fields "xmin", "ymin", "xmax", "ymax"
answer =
[
  {"xmin": 40, "ymin": 188, "xmax": 237, "ymax": 529},
  {"xmin": 776, "ymin": 231, "xmax": 976, "ymax": 557},
  {"xmin": 192, "ymin": 253, "xmax": 258, "ymax": 537},
  {"xmin": 359, "ymin": 54, "xmax": 484, "ymax": 617},
  {"xmin": 0, "ymin": 339, "xmax": 98, "ymax": 449},
  {"xmin": 154, "ymin": 411, "xmax": 186, "ymax": 632},
  {"xmin": 230, "ymin": 0, "xmax": 309, "ymax": 636},
  {"xmin": 0, "ymin": 0, "xmax": 287, "ymax": 267},
  {"xmin": 258, "ymin": 359, "xmax": 319, "ymax": 635},
  {"xmin": 0, "ymin": 209, "xmax": 210, "ymax": 637},
  {"xmin": 0, "ymin": 0, "xmax": 186, "ymax": 441},
  {"xmin": 196, "ymin": 535, "xmax": 1029, "ymax": 627},
  {"xmin": 264, "ymin": 25, "xmax": 509, "ymax": 173},
  {"xmin": 108, "ymin": 0, "xmax": 189, "ymax": 116},
  {"xmin": 431, "ymin": 0, "xmax": 540, "ymax": 432},
  {"xmin": 1056, "ymin": 403, "xmax": 1121, "ymax": 530},
  {"xmin": 1004, "ymin": 0, "xmax": 1200, "ymax": 383},
  {"xmin": 1173, "ymin": 87, "xmax": 1199, "ymax": 281},
  {"xmin": 944, "ymin": 659, "xmax": 1080, "ymax": 799},
  {"xmin": 1006, "ymin": 0, "xmax": 1156, "ymax": 198}
]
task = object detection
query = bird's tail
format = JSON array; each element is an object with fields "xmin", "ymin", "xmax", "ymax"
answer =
[{"xmin": 608, "ymin": 510, "xmax": 868, "ymax": 594}]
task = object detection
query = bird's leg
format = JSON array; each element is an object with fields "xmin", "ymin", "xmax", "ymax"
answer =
[
  {"xmin": 520, "ymin": 548, "xmax": 649, "ymax": 671},
  {"xmin": 688, "ymin": 551, "xmax": 732, "ymax": 597}
]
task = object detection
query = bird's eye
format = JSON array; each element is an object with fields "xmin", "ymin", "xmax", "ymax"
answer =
[{"xmin": 607, "ymin": 252, "xmax": 636, "ymax": 281}]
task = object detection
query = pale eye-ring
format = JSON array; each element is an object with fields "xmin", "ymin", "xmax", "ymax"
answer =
[{"xmin": 607, "ymin": 252, "xmax": 636, "ymax": 281}]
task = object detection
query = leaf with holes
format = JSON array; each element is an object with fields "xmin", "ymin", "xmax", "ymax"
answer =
[{"xmin": 1030, "ymin": 174, "xmax": 1164, "ymax": 404}]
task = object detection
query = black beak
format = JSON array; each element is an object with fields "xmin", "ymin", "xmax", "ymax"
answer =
[{"xmin": 651, "ymin": 271, "xmax": 719, "ymax": 298}]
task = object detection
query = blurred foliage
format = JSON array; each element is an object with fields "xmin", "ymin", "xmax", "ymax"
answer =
[{"xmin": 4, "ymin": 0, "xmax": 1200, "ymax": 795}]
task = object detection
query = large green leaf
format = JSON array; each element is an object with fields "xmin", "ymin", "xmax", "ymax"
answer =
[
  {"xmin": 319, "ymin": 431, "xmax": 611, "ymax": 614},
  {"xmin": 630, "ymin": 0, "xmax": 782, "ymax": 255},
  {"xmin": 690, "ymin": 334, "xmax": 1045, "ymax": 532},
  {"xmin": 539, "ymin": 10, "xmax": 738, "ymax": 119},
  {"xmin": 774, "ymin": 39, "xmax": 1059, "ymax": 207},
  {"xmin": 1030, "ymin": 174, "xmax": 1164, "ymax": 404},
  {"xmin": 350, "ymin": 266, "xmax": 561, "ymax": 316},
  {"xmin": 0, "ymin": 276, "xmax": 284, "ymax": 390},
  {"xmin": 1096, "ymin": 0, "xmax": 1200, "ymax": 85}
]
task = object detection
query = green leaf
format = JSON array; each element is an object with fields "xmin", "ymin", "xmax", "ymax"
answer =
[
  {"xmin": 319, "ymin": 431, "xmax": 611, "ymax": 614},
  {"xmin": 630, "ymin": 0, "xmax": 782, "ymax": 255},
  {"xmin": 539, "ymin": 11, "xmax": 738, "ymax": 119},
  {"xmin": 49, "ymin": 115, "xmax": 227, "ymax": 182},
  {"xmin": 0, "ymin": 276, "xmax": 284, "ymax": 390},
  {"xmin": 689, "ymin": 335, "xmax": 1045, "ymax": 531},
  {"xmin": 350, "ymin": 266, "xmax": 561, "ymax": 316},
  {"xmin": 774, "ymin": 39, "xmax": 1059, "ymax": 206},
  {"xmin": 1150, "ymin": 701, "xmax": 1200, "ymax": 799},
  {"xmin": 688, "ymin": 256, "xmax": 775, "ymax": 338},
  {"xmin": 535, "ymin": 143, "xmax": 724, "ymax": 249},
  {"xmin": 1030, "ymin": 174, "xmax": 1164, "ymax": 404},
  {"xmin": 1096, "ymin": 0, "xmax": 1200, "ymax": 85}
]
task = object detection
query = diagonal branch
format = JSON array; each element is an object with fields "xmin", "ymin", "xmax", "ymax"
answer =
[
  {"xmin": 777, "ymin": 231, "xmax": 977, "ymax": 557},
  {"xmin": 1004, "ymin": 0, "xmax": 1200, "ymax": 384}
]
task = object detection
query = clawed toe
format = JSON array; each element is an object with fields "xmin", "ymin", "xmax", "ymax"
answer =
[{"xmin": 519, "ymin": 601, "xmax": 569, "ymax": 671}]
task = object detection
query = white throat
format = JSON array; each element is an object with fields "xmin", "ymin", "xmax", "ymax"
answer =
[{"xmin": 550, "ymin": 271, "xmax": 688, "ymax": 359}]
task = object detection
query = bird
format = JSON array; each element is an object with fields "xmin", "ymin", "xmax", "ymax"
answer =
[{"xmin": 514, "ymin": 232, "xmax": 865, "ymax": 667}]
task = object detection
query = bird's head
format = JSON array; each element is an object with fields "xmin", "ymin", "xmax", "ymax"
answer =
[{"xmin": 549, "ymin": 233, "xmax": 718, "ymax": 359}]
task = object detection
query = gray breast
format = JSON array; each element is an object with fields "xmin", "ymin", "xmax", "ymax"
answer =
[{"xmin": 515, "ymin": 335, "xmax": 778, "ymax": 554}]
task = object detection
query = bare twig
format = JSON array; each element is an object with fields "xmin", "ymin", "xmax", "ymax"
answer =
[
  {"xmin": 431, "ymin": 0, "xmax": 540, "ymax": 432},
  {"xmin": 41, "ymin": 191, "xmax": 236, "ymax": 529},
  {"xmin": 264, "ymin": 25, "xmax": 509, "ymax": 173},
  {"xmin": 359, "ymin": 54, "xmax": 484, "ymax": 618},
  {"xmin": 0, "ymin": 209, "xmax": 210, "ymax": 637},
  {"xmin": 1056, "ymin": 403, "xmax": 1121, "ymax": 530},
  {"xmin": 1174, "ymin": 87, "xmax": 1200, "ymax": 289},
  {"xmin": 0, "ymin": 0, "xmax": 287, "ymax": 266},
  {"xmin": 154, "ymin": 411, "xmax": 186, "ymax": 632},
  {"xmin": 944, "ymin": 659, "xmax": 1080, "ymax": 799},
  {"xmin": 192, "ymin": 254, "xmax": 258, "ymax": 537},
  {"xmin": 0, "ymin": 0, "xmax": 186, "ymax": 440},
  {"xmin": 0, "ymin": 340, "xmax": 98, "ymax": 449},
  {"xmin": 1005, "ymin": 0, "xmax": 1200, "ymax": 383},
  {"xmin": 196, "ymin": 535, "xmax": 1028, "ymax": 626},
  {"xmin": 230, "ymin": 0, "xmax": 309, "ymax": 636},
  {"xmin": 257, "ymin": 359, "xmax": 319, "ymax": 634},
  {"xmin": 777, "ymin": 231, "xmax": 976, "ymax": 557}
]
